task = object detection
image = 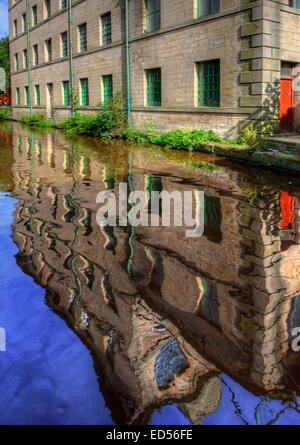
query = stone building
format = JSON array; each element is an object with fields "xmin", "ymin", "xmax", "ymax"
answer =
[{"xmin": 8, "ymin": 0, "xmax": 300, "ymax": 137}]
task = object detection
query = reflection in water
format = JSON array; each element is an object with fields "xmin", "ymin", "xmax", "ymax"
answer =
[{"xmin": 0, "ymin": 122, "xmax": 300, "ymax": 425}]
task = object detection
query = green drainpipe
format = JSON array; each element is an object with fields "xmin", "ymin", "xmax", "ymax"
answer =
[
  {"xmin": 125, "ymin": 0, "xmax": 131, "ymax": 126},
  {"xmin": 26, "ymin": 0, "xmax": 33, "ymax": 115},
  {"xmin": 69, "ymin": 0, "xmax": 75, "ymax": 116}
]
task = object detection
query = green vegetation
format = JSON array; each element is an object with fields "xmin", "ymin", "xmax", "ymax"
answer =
[
  {"xmin": 20, "ymin": 113, "xmax": 56, "ymax": 128},
  {"xmin": 0, "ymin": 107, "xmax": 11, "ymax": 120},
  {"xmin": 0, "ymin": 36, "xmax": 10, "ymax": 90},
  {"xmin": 61, "ymin": 91, "xmax": 127, "ymax": 138}
]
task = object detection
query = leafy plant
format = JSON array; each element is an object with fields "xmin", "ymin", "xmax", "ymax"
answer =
[
  {"xmin": 20, "ymin": 113, "xmax": 56, "ymax": 128},
  {"xmin": 0, "ymin": 106, "xmax": 11, "ymax": 120},
  {"xmin": 240, "ymin": 124, "xmax": 258, "ymax": 147}
]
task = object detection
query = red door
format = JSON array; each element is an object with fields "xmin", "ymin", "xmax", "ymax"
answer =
[{"xmin": 280, "ymin": 78, "xmax": 294, "ymax": 133}]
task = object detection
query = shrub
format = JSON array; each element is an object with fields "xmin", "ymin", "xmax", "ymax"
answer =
[
  {"xmin": 20, "ymin": 113, "xmax": 55, "ymax": 128},
  {"xmin": 98, "ymin": 91, "xmax": 127, "ymax": 136},
  {"xmin": 61, "ymin": 111, "xmax": 114, "ymax": 137},
  {"xmin": 240, "ymin": 124, "xmax": 258, "ymax": 147},
  {"xmin": 0, "ymin": 106, "xmax": 11, "ymax": 120}
]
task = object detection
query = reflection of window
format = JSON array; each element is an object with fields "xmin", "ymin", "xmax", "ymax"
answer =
[
  {"xmin": 23, "ymin": 49, "xmax": 28, "ymax": 68},
  {"xmin": 288, "ymin": 293, "xmax": 300, "ymax": 345},
  {"xmin": 147, "ymin": 176, "xmax": 163, "ymax": 215},
  {"xmin": 198, "ymin": 0, "xmax": 220, "ymax": 17},
  {"xmin": 13, "ymin": 19, "xmax": 17, "ymax": 37},
  {"xmin": 198, "ymin": 60, "xmax": 220, "ymax": 107},
  {"xmin": 32, "ymin": 5, "xmax": 37, "ymax": 26},
  {"xmin": 203, "ymin": 194, "xmax": 222, "ymax": 243},
  {"xmin": 196, "ymin": 278, "xmax": 219, "ymax": 326},
  {"xmin": 289, "ymin": 0, "xmax": 300, "ymax": 9},
  {"xmin": 145, "ymin": 0, "xmax": 160, "ymax": 32},
  {"xmin": 45, "ymin": 39, "xmax": 52, "ymax": 62},
  {"xmin": 33, "ymin": 44, "xmax": 38, "ymax": 65},
  {"xmin": 22, "ymin": 13, "xmax": 27, "ymax": 32}
]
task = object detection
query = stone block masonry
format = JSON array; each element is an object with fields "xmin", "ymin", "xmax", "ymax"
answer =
[{"xmin": 9, "ymin": 0, "xmax": 300, "ymax": 138}]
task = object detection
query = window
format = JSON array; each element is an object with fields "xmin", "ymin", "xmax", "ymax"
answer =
[
  {"xmin": 45, "ymin": 0, "xmax": 51, "ymax": 18},
  {"xmin": 45, "ymin": 39, "xmax": 52, "ymax": 62},
  {"xmin": 61, "ymin": 0, "xmax": 67, "ymax": 9},
  {"xmin": 102, "ymin": 75, "xmax": 113, "ymax": 104},
  {"xmin": 101, "ymin": 13, "xmax": 111, "ymax": 46},
  {"xmin": 23, "ymin": 49, "xmax": 28, "ymax": 69},
  {"xmin": 198, "ymin": 60, "xmax": 220, "ymax": 107},
  {"xmin": 25, "ymin": 86, "xmax": 29, "ymax": 106},
  {"xmin": 63, "ymin": 80, "xmax": 70, "ymax": 105},
  {"xmin": 16, "ymin": 87, "xmax": 20, "ymax": 105},
  {"xmin": 22, "ymin": 13, "xmax": 27, "ymax": 32},
  {"xmin": 32, "ymin": 5, "xmax": 37, "ymax": 26},
  {"xmin": 198, "ymin": 0, "xmax": 220, "ymax": 17},
  {"xmin": 79, "ymin": 23, "xmax": 87, "ymax": 52},
  {"xmin": 61, "ymin": 32, "xmax": 68, "ymax": 58},
  {"xmin": 33, "ymin": 44, "xmax": 38, "ymax": 65},
  {"xmin": 13, "ymin": 19, "xmax": 17, "ymax": 37},
  {"xmin": 35, "ymin": 85, "xmax": 40, "ymax": 105},
  {"xmin": 145, "ymin": 0, "xmax": 160, "ymax": 32},
  {"xmin": 289, "ymin": 0, "xmax": 300, "ymax": 8},
  {"xmin": 146, "ymin": 68, "xmax": 161, "ymax": 107},
  {"xmin": 80, "ymin": 78, "xmax": 89, "ymax": 106},
  {"xmin": 14, "ymin": 53, "xmax": 19, "ymax": 71}
]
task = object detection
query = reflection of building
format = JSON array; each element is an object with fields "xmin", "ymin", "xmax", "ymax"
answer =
[
  {"xmin": 10, "ymin": 123, "xmax": 300, "ymax": 423},
  {"xmin": 9, "ymin": 0, "xmax": 300, "ymax": 136}
]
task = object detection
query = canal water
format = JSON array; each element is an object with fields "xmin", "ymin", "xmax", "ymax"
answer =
[{"xmin": 0, "ymin": 121, "xmax": 299, "ymax": 425}]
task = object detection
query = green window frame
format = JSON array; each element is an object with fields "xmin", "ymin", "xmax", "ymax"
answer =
[
  {"xmin": 25, "ymin": 86, "xmax": 29, "ymax": 106},
  {"xmin": 145, "ymin": 0, "xmax": 160, "ymax": 32},
  {"xmin": 32, "ymin": 5, "xmax": 37, "ymax": 26},
  {"xmin": 22, "ymin": 13, "xmax": 27, "ymax": 32},
  {"xmin": 15, "ymin": 53, "xmax": 19, "ymax": 71},
  {"xmin": 16, "ymin": 88, "xmax": 20, "ymax": 105},
  {"xmin": 35, "ymin": 85, "xmax": 40, "ymax": 105},
  {"xmin": 80, "ymin": 78, "xmax": 89, "ymax": 106},
  {"xmin": 45, "ymin": 0, "xmax": 51, "ymax": 18},
  {"xmin": 146, "ymin": 68, "xmax": 161, "ymax": 107},
  {"xmin": 23, "ymin": 49, "xmax": 28, "ymax": 69},
  {"xmin": 13, "ymin": 19, "xmax": 18, "ymax": 37},
  {"xmin": 102, "ymin": 75, "xmax": 113, "ymax": 104},
  {"xmin": 63, "ymin": 80, "xmax": 70, "ymax": 106},
  {"xmin": 79, "ymin": 23, "xmax": 87, "ymax": 52},
  {"xmin": 61, "ymin": 0, "xmax": 67, "ymax": 9},
  {"xmin": 46, "ymin": 39, "xmax": 52, "ymax": 61},
  {"xmin": 61, "ymin": 32, "xmax": 68, "ymax": 58},
  {"xmin": 197, "ymin": 0, "xmax": 220, "ymax": 17},
  {"xmin": 101, "ymin": 13, "xmax": 111, "ymax": 46},
  {"xmin": 33, "ymin": 45, "xmax": 38, "ymax": 65},
  {"xmin": 198, "ymin": 60, "xmax": 220, "ymax": 107}
]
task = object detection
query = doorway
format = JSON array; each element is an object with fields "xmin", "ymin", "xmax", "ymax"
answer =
[{"xmin": 280, "ymin": 62, "xmax": 294, "ymax": 133}]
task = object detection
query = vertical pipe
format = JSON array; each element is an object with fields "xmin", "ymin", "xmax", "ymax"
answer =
[
  {"xmin": 26, "ymin": 0, "xmax": 33, "ymax": 115},
  {"xmin": 125, "ymin": 0, "xmax": 131, "ymax": 126},
  {"xmin": 69, "ymin": 0, "xmax": 75, "ymax": 116}
]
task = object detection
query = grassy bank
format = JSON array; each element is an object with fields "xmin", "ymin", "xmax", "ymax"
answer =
[{"xmin": 4, "ymin": 93, "xmax": 300, "ymax": 174}]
